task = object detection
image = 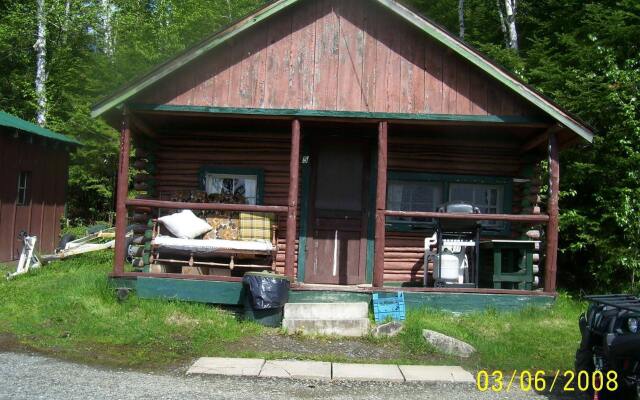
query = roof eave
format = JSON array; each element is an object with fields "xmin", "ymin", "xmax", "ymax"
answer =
[
  {"xmin": 375, "ymin": 0, "xmax": 594, "ymax": 143},
  {"xmin": 90, "ymin": 0, "xmax": 299, "ymax": 119}
]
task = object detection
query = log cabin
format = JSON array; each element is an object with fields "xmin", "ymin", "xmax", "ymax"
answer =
[
  {"xmin": 0, "ymin": 111, "xmax": 79, "ymax": 262},
  {"xmin": 92, "ymin": 0, "xmax": 594, "ymax": 311}
]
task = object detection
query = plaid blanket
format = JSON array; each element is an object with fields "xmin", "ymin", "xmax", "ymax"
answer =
[{"xmin": 239, "ymin": 212, "xmax": 275, "ymax": 241}]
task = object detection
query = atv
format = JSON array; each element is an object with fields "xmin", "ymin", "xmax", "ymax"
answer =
[{"xmin": 576, "ymin": 294, "xmax": 640, "ymax": 399}]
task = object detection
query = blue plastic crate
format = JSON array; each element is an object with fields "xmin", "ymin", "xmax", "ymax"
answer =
[{"xmin": 372, "ymin": 292, "xmax": 406, "ymax": 323}]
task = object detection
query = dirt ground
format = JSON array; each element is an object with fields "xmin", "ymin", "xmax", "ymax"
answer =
[{"xmin": 231, "ymin": 330, "xmax": 452, "ymax": 364}]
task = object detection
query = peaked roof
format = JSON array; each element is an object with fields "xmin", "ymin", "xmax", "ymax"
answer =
[
  {"xmin": 0, "ymin": 110, "xmax": 81, "ymax": 146},
  {"xmin": 91, "ymin": 0, "xmax": 594, "ymax": 143}
]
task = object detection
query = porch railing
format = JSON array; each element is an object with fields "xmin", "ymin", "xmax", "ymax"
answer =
[{"xmin": 383, "ymin": 210, "xmax": 549, "ymax": 223}]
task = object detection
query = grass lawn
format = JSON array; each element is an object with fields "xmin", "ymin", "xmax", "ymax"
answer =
[{"xmin": 0, "ymin": 251, "xmax": 584, "ymax": 372}]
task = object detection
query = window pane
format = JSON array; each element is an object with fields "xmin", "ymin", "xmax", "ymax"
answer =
[
  {"xmin": 450, "ymin": 185, "xmax": 474, "ymax": 203},
  {"xmin": 387, "ymin": 181, "xmax": 442, "ymax": 212},
  {"xmin": 449, "ymin": 182, "xmax": 505, "ymax": 229},
  {"xmin": 449, "ymin": 183, "xmax": 502, "ymax": 213},
  {"xmin": 204, "ymin": 173, "xmax": 258, "ymax": 205},
  {"xmin": 16, "ymin": 171, "xmax": 31, "ymax": 206}
]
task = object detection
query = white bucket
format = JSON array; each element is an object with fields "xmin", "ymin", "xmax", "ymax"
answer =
[{"xmin": 440, "ymin": 253, "xmax": 461, "ymax": 281}]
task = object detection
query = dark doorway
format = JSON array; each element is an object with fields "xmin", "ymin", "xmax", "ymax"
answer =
[{"xmin": 304, "ymin": 134, "xmax": 371, "ymax": 284}]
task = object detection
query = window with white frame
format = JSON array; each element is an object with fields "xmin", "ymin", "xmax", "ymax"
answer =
[
  {"xmin": 16, "ymin": 171, "xmax": 31, "ymax": 206},
  {"xmin": 449, "ymin": 183, "xmax": 503, "ymax": 227},
  {"xmin": 203, "ymin": 173, "xmax": 258, "ymax": 205}
]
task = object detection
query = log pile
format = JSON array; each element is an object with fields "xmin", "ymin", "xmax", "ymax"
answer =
[
  {"xmin": 129, "ymin": 142, "xmax": 157, "ymax": 272},
  {"xmin": 514, "ymin": 162, "xmax": 546, "ymax": 287}
]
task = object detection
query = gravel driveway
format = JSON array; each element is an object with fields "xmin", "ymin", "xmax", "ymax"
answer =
[{"xmin": 0, "ymin": 352, "xmax": 578, "ymax": 400}]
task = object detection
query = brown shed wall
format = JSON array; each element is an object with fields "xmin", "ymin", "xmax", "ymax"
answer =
[{"xmin": 0, "ymin": 134, "xmax": 69, "ymax": 262}]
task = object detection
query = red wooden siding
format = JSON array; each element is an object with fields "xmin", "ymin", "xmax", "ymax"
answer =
[
  {"xmin": 0, "ymin": 134, "xmax": 69, "ymax": 261},
  {"xmin": 153, "ymin": 130, "xmax": 298, "ymax": 276},
  {"xmin": 137, "ymin": 0, "xmax": 537, "ymax": 117}
]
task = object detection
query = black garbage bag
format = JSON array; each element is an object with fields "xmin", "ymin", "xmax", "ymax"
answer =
[{"xmin": 242, "ymin": 272, "xmax": 290, "ymax": 310}]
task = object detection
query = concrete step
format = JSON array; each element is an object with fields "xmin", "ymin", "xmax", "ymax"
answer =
[
  {"xmin": 282, "ymin": 318, "xmax": 370, "ymax": 337},
  {"xmin": 284, "ymin": 302, "xmax": 369, "ymax": 320}
]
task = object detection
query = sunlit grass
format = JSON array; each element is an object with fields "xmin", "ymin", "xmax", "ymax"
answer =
[
  {"xmin": 0, "ymin": 251, "xmax": 584, "ymax": 372},
  {"xmin": 399, "ymin": 293, "xmax": 584, "ymax": 371},
  {"xmin": 0, "ymin": 251, "xmax": 262, "ymax": 369}
]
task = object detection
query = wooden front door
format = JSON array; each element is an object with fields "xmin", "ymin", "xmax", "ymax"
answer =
[{"xmin": 304, "ymin": 136, "xmax": 370, "ymax": 285}]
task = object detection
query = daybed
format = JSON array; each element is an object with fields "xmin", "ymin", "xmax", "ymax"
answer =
[{"xmin": 150, "ymin": 210, "xmax": 277, "ymax": 274}]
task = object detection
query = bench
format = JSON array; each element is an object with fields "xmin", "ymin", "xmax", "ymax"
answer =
[{"xmin": 150, "ymin": 212, "xmax": 277, "ymax": 274}]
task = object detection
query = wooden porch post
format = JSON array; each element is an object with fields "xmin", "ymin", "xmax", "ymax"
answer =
[
  {"xmin": 373, "ymin": 121, "xmax": 388, "ymax": 288},
  {"xmin": 285, "ymin": 119, "xmax": 301, "ymax": 281},
  {"xmin": 544, "ymin": 132, "xmax": 560, "ymax": 292},
  {"xmin": 113, "ymin": 107, "xmax": 131, "ymax": 276}
]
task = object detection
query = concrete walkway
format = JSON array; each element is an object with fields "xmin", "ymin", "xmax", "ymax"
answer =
[{"xmin": 187, "ymin": 357, "xmax": 475, "ymax": 383}]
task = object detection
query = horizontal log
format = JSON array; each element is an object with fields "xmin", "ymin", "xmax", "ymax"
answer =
[
  {"xmin": 288, "ymin": 284, "xmax": 553, "ymax": 296},
  {"xmin": 384, "ymin": 210, "xmax": 550, "ymax": 223},
  {"xmin": 126, "ymin": 198, "xmax": 288, "ymax": 213},
  {"xmin": 385, "ymin": 247, "xmax": 425, "ymax": 252}
]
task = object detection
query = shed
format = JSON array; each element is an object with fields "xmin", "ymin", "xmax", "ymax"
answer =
[
  {"xmin": 0, "ymin": 111, "xmax": 80, "ymax": 261},
  {"xmin": 92, "ymin": 0, "xmax": 594, "ymax": 307}
]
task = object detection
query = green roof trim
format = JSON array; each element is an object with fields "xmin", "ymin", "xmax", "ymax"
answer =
[
  {"xmin": 91, "ymin": 0, "xmax": 594, "ymax": 143},
  {"xmin": 130, "ymin": 103, "xmax": 551, "ymax": 125},
  {"xmin": 0, "ymin": 111, "xmax": 81, "ymax": 146}
]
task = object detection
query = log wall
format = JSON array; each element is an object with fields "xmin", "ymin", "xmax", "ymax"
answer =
[
  {"xmin": 148, "ymin": 129, "xmax": 540, "ymax": 284},
  {"xmin": 153, "ymin": 130, "xmax": 297, "ymax": 276},
  {"xmin": 383, "ymin": 133, "xmax": 531, "ymax": 283},
  {"xmin": 136, "ymin": 0, "xmax": 539, "ymax": 118}
]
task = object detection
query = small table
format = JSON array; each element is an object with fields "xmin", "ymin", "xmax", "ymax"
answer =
[{"xmin": 481, "ymin": 240, "xmax": 539, "ymax": 290}]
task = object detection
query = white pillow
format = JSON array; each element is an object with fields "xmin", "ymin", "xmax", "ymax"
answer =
[{"xmin": 158, "ymin": 210, "xmax": 212, "ymax": 239}]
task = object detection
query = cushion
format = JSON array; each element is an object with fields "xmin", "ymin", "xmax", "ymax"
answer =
[
  {"xmin": 158, "ymin": 210, "xmax": 212, "ymax": 239},
  {"xmin": 204, "ymin": 215, "xmax": 239, "ymax": 240},
  {"xmin": 153, "ymin": 235, "xmax": 274, "ymax": 256},
  {"xmin": 239, "ymin": 212, "xmax": 275, "ymax": 241}
]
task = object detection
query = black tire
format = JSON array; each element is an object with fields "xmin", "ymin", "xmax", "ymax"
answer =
[
  {"xmin": 116, "ymin": 288, "xmax": 130, "ymax": 302},
  {"xmin": 575, "ymin": 348, "xmax": 595, "ymax": 399},
  {"xmin": 619, "ymin": 381, "xmax": 640, "ymax": 400},
  {"xmin": 57, "ymin": 234, "xmax": 76, "ymax": 251}
]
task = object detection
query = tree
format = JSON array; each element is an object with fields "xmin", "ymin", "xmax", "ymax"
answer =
[
  {"xmin": 1, "ymin": 0, "xmax": 266, "ymax": 223},
  {"xmin": 100, "ymin": 0, "xmax": 114, "ymax": 58},
  {"xmin": 458, "ymin": 0, "xmax": 465, "ymax": 39},
  {"xmin": 34, "ymin": 0, "xmax": 47, "ymax": 125},
  {"xmin": 502, "ymin": 0, "xmax": 518, "ymax": 51}
]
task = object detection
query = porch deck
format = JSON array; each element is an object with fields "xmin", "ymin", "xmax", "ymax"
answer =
[
  {"xmin": 113, "ymin": 112, "xmax": 559, "ymax": 299},
  {"xmin": 110, "ymin": 275, "xmax": 555, "ymax": 313}
]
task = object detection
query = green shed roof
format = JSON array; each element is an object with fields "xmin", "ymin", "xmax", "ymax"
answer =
[{"xmin": 0, "ymin": 111, "xmax": 81, "ymax": 146}]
